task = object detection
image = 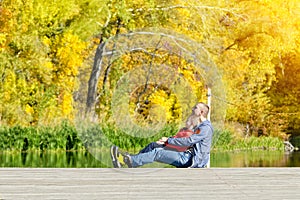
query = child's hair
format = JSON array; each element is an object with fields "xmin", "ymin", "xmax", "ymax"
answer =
[{"xmin": 185, "ymin": 114, "xmax": 200, "ymax": 130}]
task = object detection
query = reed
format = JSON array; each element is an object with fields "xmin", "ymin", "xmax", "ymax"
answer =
[
  {"xmin": 212, "ymin": 129, "xmax": 285, "ymax": 152},
  {"xmin": 0, "ymin": 121, "xmax": 84, "ymax": 152},
  {"xmin": 0, "ymin": 123, "xmax": 284, "ymax": 152}
]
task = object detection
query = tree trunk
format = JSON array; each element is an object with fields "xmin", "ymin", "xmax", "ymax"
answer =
[{"xmin": 86, "ymin": 42, "xmax": 106, "ymax": 117}]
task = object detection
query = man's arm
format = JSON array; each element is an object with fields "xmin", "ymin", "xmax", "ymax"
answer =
[{"xmin": 166, "ymin": 126, "xmax": 211, "ymax": 147}]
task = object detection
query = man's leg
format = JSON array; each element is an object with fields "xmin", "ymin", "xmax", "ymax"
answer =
[
  {"xmin": 138, "ymin": 142, "xmax": 164, "ymax": 154},
  {"xmin": 130, "ymin": 148, "xmax": 192, "ymax": 168}
]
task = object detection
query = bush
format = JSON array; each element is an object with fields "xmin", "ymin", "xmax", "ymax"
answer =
[
  {"xmin": 0, "ymin": 121, "xmax": 84, "ymax": 152},
  {"xmin": 212, "ymin": 129, "xmax": 284, "ymax": 152},
  {"xmin": 0, "ymin": 123, "xmax": 284, "ymax": 152}
]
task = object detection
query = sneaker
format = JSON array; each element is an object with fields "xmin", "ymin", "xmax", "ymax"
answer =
[
  {"xmin": 110, "ymin": 145, "xmax": 121, "ymax": 168},
  {"xmin": 123, "ymin": 152, "xmax": 133, "ymax": 168},
  {"xmin": 110, "ymin": 146, "xmax": 133, "ymax": 168}
]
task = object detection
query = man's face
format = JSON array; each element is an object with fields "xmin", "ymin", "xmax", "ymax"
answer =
[{"xmin": 192, "ymin": 104, "xmax": 201, "ymax": 116}]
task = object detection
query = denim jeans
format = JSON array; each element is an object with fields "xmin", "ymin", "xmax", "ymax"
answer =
[
  {"xmin": 138, "ymin": 142, "xmax": 164, "ymax": 153},
  {"xmin": 131, "ymin": 147, "xmax": 192, "ymax": 168}
]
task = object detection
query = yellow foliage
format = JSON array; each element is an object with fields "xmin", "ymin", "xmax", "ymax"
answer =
[
  {"xmin": 0, "ymin": 33, "xmax": 7, "ymax": 52},
  {"xmin": 148, "ymin": 89, "xmax": 180, "ymax": 122},
  {"xmin": 103, "ymin": 46, "xmax": 206, "ymax": 125},
  {"xmin": 25, "ymin": 104, "xmax": 34, "ymax": 115},
  {"xmin": 61, "ymin": 92, "xmax": 73, "ymax": 118},
  {"xmin": 0, "ymin": 0, "xmax": 299, "ymax": 136},
  {"xmin": 47, "ymin": 31, "xmax": 88, "ymax": 120},
  {"xmin": 42, "ymin": 36, "xmax": 51, "ymax": 46},
  {"xmin": 53, "ymin": 32, "xmax": 87, "ymax": 78}
]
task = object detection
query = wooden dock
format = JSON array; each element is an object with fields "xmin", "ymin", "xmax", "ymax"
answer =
[{"xmin": 1, "ymin": 168, "xmax": 300, "ymax": 199}]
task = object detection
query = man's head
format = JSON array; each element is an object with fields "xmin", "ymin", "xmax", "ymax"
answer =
[{"xmin": 192, "ymin": 102, "xmax": 209, "ymax": 119}]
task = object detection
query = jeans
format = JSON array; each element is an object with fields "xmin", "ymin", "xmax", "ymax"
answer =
[
  {"xmin": 131, "ymin": 147, "xmax": 193, "ymax": 168},
  {"xmin": 138, "ymin": 142, "xmax": 164, "ymax": 153}
]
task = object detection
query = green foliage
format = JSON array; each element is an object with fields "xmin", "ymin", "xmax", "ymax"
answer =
[
  {"xmin": 0, "ymin": 123, "xmax": 284, "ymax": 153},
  {"xmin": 78, "ymin": 122, "xmax": 179, "ymax": 153},
  {"xmin": 213, "ymin": 129, "xmax": 284, "ymax": 152},
  {"xmin": 0, "ymin": 121, "xmax": 84, "ymax": 151},
  {"xmin": 213, "ymin": 129, "xmax": 233, "ymax": 148}
]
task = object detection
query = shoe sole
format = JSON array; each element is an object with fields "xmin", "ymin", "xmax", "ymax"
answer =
[{"xmin": 110, "ymin": 146, "xmax": 121, "ymax": 168}]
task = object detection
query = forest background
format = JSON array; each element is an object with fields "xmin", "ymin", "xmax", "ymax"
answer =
[{"xmin": 0, "ymin": 0, "xmax": 299, "ymax": 152}]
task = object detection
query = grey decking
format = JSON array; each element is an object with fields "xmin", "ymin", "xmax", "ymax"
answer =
[{"xmin": 0, "ymin": 168, "xmax": 300, "ymax": 200}]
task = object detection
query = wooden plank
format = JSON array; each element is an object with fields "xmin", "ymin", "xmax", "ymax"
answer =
[{"xmin": 0, "ymin": 168, "xmax": 300, "ymax": 200}]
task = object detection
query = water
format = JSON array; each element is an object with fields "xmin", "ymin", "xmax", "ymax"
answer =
[
  {"xmin": 0, "ymin": 150, "xmax": 299, "ymax": 167},
  {"xmin": 211, "ymin": 151, "xmax": 300, "ymax": 167},
  {"xmin": 0, "ymin": 151, "xmax": 105, "ymax": 168}
]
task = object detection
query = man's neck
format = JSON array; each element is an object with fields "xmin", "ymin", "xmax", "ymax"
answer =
[{"xmin": 200, "ymin": 117, "xmax": 207, "ymax": 123}]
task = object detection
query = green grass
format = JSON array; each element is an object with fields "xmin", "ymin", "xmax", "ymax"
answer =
[
  {"xmin": 212, "ymin": 129, "xmax": 285, "ymax": 152},
  {"xmin": 0, "ymin": 122, "xmax": 285, "ymax": 152},
  {"xmin": 0, "ymin": 121, "xmax": 84, "ymax": 152}
]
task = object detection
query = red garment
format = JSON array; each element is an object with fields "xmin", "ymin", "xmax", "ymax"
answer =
[{"xmin": 165, "ymin": 129, "xmax": 194, "ymax": 152}]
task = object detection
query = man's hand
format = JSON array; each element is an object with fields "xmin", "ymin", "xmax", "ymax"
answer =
[{"xmin": 156, "ymin": 137, "xmax": 168, "ymax": 144}]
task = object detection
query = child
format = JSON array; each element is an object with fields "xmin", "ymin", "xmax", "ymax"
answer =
[{"xmin": 138, "ymin": 114, "xmax": 200, "ymax": 153}]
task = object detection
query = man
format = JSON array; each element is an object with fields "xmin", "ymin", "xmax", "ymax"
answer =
[{"xmin": 111, "ymin": 102, "xmax": 213, "ymax": 168}]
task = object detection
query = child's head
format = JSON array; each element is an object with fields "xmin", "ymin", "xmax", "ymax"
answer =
[{"xmin": 185, "ymin": 114, "xmax": 199, "ymax": 130}]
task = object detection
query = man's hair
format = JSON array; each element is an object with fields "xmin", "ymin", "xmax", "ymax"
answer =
[
  {"xmin": 185, "ymin": 114, "xmax": 200, "ymax": 130},
  {"xmin": 197, "ymin": 102, "xmax": 210, "ymax": 118}
]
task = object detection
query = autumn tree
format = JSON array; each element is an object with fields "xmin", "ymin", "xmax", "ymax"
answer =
[
  {"xmin": 207, "ymin": 0, "xmax": 300, "ymax": 138},
  {"xmin": 0, "ymin": 0, "xmax": 100, "ymax": 125},
  {"xmin": 85, "ymin": 0, "xmax": 229, "ymax": 134},
  {"xmin": 1, "ymin": 0, "xmax": 299, "ymax": 140}
]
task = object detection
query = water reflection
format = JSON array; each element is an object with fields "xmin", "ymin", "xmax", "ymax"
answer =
[
  {"xmin": 66, "ymin": 151, "xmax": 73, "ymax": 166},
  {"xmin": 211, "ymin": 151, "xmax": 300, "ymax": 167},
  {"xmin": 0, "ymin": 150, "xmax": 300, "ymax": 167},
  {"xmin": 21, "ymin": 152, "xmax": 27, "ymax": 166},
  {"xmin": 0, "ymin": 151, "xmax": 105, "ymax": 168}
]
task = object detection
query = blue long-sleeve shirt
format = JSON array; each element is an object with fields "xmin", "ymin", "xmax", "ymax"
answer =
[{"xmin": 167, "ymin": 120, "xmax": 214, "ymax": 168}]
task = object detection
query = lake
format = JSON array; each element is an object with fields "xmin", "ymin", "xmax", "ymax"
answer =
[{"xmin": 1, "ymin": 150, "xmax": 299, "ymax": 168}]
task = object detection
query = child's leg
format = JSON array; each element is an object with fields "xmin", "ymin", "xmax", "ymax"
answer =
[{"xmin": 138, "ymin": 142, "xmax": 164, "ymax": 153}]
